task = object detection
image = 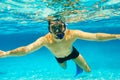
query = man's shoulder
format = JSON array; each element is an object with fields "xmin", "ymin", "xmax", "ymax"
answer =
[
  {"xmin": 44, "ymin": 33, "xmax": 52, "ymax": 38},
  {"xmin": 35, "ymin": 33, "xmax": 50, "ymax": 42},
  {"xmin": 42, "ymin": 33, "xmax": 53, "ymax": 43},
  {"xmin": 66, "ymin": 29, "xmax": 82, "ymax": 34}
]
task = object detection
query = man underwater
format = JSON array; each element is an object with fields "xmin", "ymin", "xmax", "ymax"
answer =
[{"xmin": 0, "ymin": 16, "xmax": 120, "ymax": 76}]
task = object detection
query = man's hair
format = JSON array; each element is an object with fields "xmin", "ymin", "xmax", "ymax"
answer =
[{"xmin": 48, "ymin": 14, "xmax": 65, "ymax": 25}]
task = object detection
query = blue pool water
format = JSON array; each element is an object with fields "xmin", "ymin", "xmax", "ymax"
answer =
[{"xmin": 0, "ymin": 0, "xmax": 120, "ymax": 80}]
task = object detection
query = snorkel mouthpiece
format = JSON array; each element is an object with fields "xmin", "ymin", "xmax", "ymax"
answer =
[{"xmin": 56, "ymin": 33, "xmax": 64, "ymax": 39}]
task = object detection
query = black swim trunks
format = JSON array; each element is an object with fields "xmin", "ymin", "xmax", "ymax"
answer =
[{"xmin": 55, "ymin": 47, "xmax": 79, "ymax": 63}]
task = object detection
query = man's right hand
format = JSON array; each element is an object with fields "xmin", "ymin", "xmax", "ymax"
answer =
[{"xmin": 0, "ymin": 50, "xmax": 6, "ymax": 58}]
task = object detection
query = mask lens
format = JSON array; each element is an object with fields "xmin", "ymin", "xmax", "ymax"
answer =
[{"xmin": 50, "ymin": 23, "xmax": 64, "ymax": 33}]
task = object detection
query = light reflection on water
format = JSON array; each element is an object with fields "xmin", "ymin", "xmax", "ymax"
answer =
[
  {"xmin": 0, "ymin": 0, "xmax": 120, "ymax": 22},
  {"xmin": 0, "ymin": 0, "xmax": 120, "ymax": 34}
]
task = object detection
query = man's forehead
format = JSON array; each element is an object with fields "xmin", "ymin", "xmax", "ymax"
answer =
[{"xmin": 50, "ymin": 20, "xmax": 62, "ymax": 23}]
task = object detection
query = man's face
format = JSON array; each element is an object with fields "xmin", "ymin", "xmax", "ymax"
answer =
[
  {"xmin": 49, "ymin": 20, "xmax": 66, "ymax": 39},
  {"xmin": 50, "ymin": 20, "xmax": 65, "ymax": 34}
]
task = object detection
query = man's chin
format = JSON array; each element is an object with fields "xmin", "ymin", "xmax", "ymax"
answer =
[
  {"xmin": 54, "ymin": 36, "xmax": 64, "ymax": 40},
  {"xmin": 55, "ymin": 37, "xmax": 63, "ymax": 39}
]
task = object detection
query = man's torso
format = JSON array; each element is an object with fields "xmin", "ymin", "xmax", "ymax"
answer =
[{"xmin": 44, "ymin": 30, "xmax": 77, "ymax": 58}]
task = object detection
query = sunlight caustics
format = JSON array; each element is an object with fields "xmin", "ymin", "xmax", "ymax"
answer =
[{"xmin": 0, "ymin": 0, "xmax": 120, "ymax": 34}]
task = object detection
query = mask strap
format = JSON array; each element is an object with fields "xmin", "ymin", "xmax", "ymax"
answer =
[{"xmin": 48, "ymin": 20, "xmax": 52, "ymax": 33}]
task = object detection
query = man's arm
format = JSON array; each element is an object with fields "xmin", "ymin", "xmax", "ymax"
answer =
[
  {"xmin": 0, "ymin": 37, "xmax": 46, "ymax": 58},
  {"xmin": 73, "ymin": 30, "xmax": 120, "ymax": 41}
]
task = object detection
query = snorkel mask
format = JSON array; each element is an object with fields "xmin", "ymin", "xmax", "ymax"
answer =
[{"xmin": 48, "ymin": 17, "xmax": 66, "ymax": 39}]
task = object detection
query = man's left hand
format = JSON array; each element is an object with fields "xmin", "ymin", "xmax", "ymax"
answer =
[{"xmin": 116, "ymin": 35, "xmax": 120, "ymax": 39}]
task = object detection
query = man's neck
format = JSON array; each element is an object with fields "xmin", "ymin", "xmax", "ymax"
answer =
[{"xmin": 53, "ymin": 36, "xmax": 64, "ymax": 42}]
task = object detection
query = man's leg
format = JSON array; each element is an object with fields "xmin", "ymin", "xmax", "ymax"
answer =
[
  {"xmin": 73, "ymin": 54, "xmax": 91, "ymax": 72},
  {"xmin": 58, "ymin": 61, "xmax": 67, "ymax": 69}
]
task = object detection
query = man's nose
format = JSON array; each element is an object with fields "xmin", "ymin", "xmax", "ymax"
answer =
[{"xmin": 56, "ymin": 29, "xmax": 59, "ymax": 32}]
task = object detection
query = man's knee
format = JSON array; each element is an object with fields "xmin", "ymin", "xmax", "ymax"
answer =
[{"xmin": 84, "ymin": 64, "xmax": 91, "ymax": 72}]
